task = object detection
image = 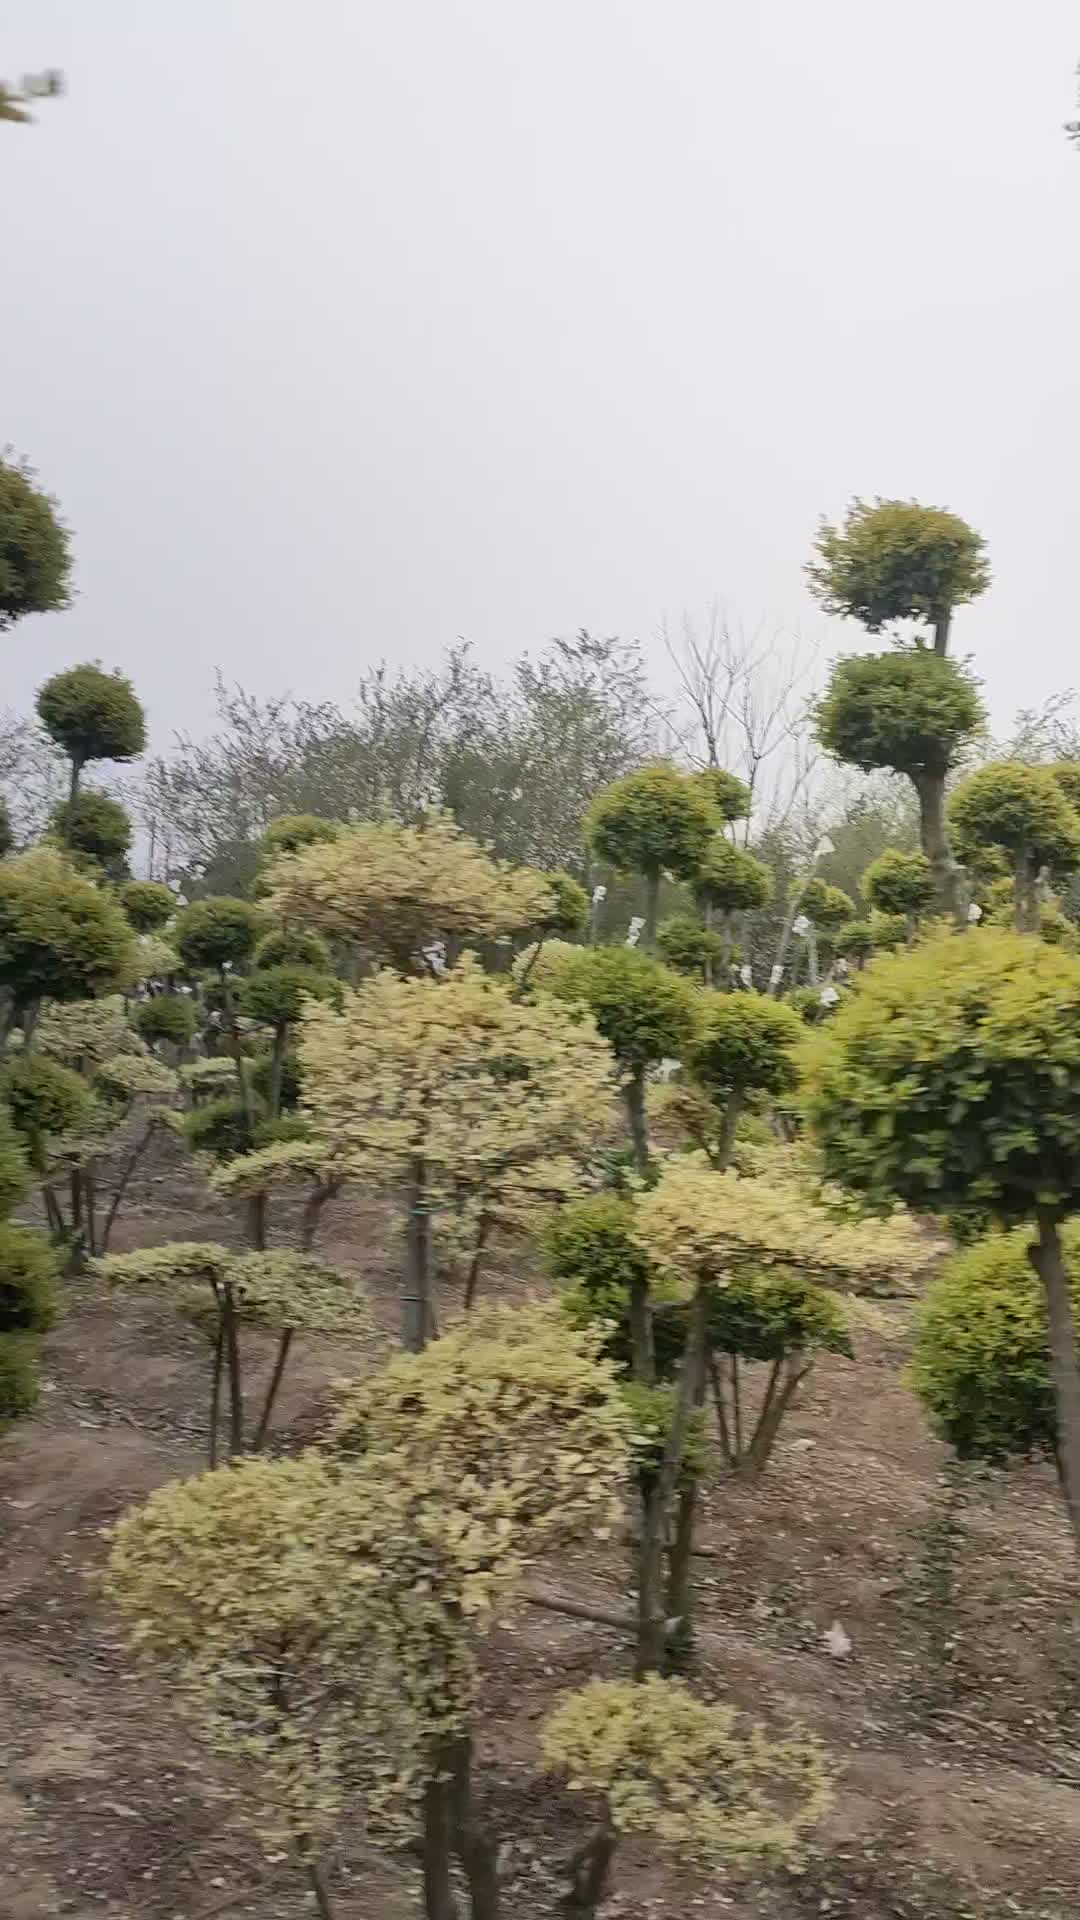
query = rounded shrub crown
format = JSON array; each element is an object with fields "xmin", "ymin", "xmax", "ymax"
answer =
[
  {"xmin": 536, "ymin": 870, "xmax": 589, "ymax": 938},
  {"xmin": 807, "ymin": 497, "xmax": 990, "ymax": 632},
  {"xmin": 862, "ymin": 848, "xmax": 935, "ymax": 918},
  {"xmin": 258, "ymin": 814, "xmax": 340, "ymax": 862},
  {"xmin": 2, "ymin": 1054, "xmax": 90, "ymax": 1148},
  {"xmin": 586, "ymin": 765, "xmax": 719, "ymax": 880},
  {"xmin": 815, "ymin": 651, "xmax": 984, "ymax": 779},
  {"xmin": 132, "ymin": 995, "xmax": 197, "ymax": 1048},
  {"xmin": 689, "ymin": 994, "xmax": 802, "ymax": 1102},
  {"xmin": 120, "ymin": 880, "xmax": 176, "ymax": 933},
  {"xmin": 542, "ymin": 944, "xmax": 701, "ymax": 1071},
  {"xmin": 947, "ymin": 761, "xmax": 1080, "ymax": 878},
  {"xmin": 804, "ymin": 927, "xmax": 1080, "ymax": 1230},
  {"xmin": 656, "ymin": 915, "xmax": 724, "ymax": 976},
  {"xmin": 51, "ymin": 789, "xmax": 132, "ymax": 870},
  {"xmin": 693, "ymin": 839, "xmax": 772, "ymax": 914},
  {"xmin": 254, "ymin": 926, "xmax": 330, "ymax": 972},
  {"xmin": 0, "ymin": 847, "xmax": 134, "ymax": 1008},
  {"xmin": 37, "ymin": 664, "xmax": 146, "ymax": 769},
  {"xmin": 910, "ymin": 1223, "xmax": 1080, "ymax": 1464},
  {"xmin": 0, "ymin": 1222, "xmax": 57, "ymax": 1333},
  {"xmin": 0, "ymin": 456, "xmax": 71, "ymax": 629},
  {"xmin": 689, "ymin": 767, "xmax": 751, "ymax": 824},
  {"xmin": 236, "ymin": 964, "xmax": 335, "ymax": 1027},
  {"xmin": 799, "ymin": 879, "xmax": 855, "ymax": 931},
  {"xmin": 174, "ymin": 897, "xmax": 263, "ymax": 973}
]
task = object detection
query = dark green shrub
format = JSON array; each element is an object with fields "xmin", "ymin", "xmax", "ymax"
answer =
[
  {"xmin": 37, "ymin": 663, "xmax": 145, "ymax": 788},
  {"xmin": 0, "ymin": 1332, "xmax": 41, "ymax": 1426},
  {"xmin": 51, "ymin": 789, "xmax": 132, "ymax": 873},
  {"xmin": 656, "ymin": 915, "xmax": 724, "ymax": 978},
  {"xmin": 133, "ymin": 995, "xmax": 197, "ymax": 1048},
  {"xmin": 174, "ymin": 898, "xmax": 263, "ymax": 973},
  {"xmin": 0, "ymin": 456, "xmax": 71, "ymax": 629},
  {"xmin": 253, "ymin": 926, "xmax": 331, "ymax": 971},
  {"xmin": 120, "ymin": 880, "xmax": 176, "ymax": 933},
  {"xmin": 0, "ymin": 847, "xmax": 134, "ymax": 1012},
  {"xmin": 2, "ymin": 1054, "xmax": 90, "ymax": 1156},
  {"xmin": 183, "ymin": 1095, "xmax": 261, "ymax": 1162},
  {"xmin": 0, "ymin": 1222, "xmax": 58, "ymax": 1333}
]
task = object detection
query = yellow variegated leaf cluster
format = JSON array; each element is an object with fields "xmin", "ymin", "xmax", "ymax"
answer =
[
  {"xmin": 299, "ymin": 956, "xmax": 616, "ymax": 1216},
  {"xmin": 542, "ymin": 1675, "xmax": 830, "ymax": 1867},
  {"xmin": 265, "ymin": 810, "xmax": 554, "ymax": 970},
  {"xmin": 634, "ymin": 1154, "xmax": 930, "ymax": 1298},
  {"xmin": 209, "ymin": 1137, "xmax": 342, "ymax": 1200},
  {"xmin": 37, "ymin": 995, "xmax": 142, "ymax": 1067},
  {"xmin": 179, "ymin": 1057, "xmax": 238, "ymax": 1096},
  {"xmin": 95, "ymin": 1242, "xmax": 369, "ymax": 1336}
]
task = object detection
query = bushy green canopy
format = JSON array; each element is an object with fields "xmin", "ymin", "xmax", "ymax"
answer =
[
  {"xmin": 806, "ymin": 497, "xmax": 989, "ymax": 633},
  {"xmin": 948, "ymin": 761, "xmax": 1080, "ymax": 879},
  {"xmin": 132, "ymin": 995, "xmax": 197, "ymax": 1048},
  {"xmin": 586, "ymin": 765, "xmax": 719, "ymax": 881},
  {"xmin": 51, "ymin": 789, "xmax": 132, "ymax": 872},
  {"xmin": 804, "ymin": 927, "xmax": 1080, "ymax": 1230},
  {"xmin": 689, "ymin": 994, "xmax": 802, "ymax": 1103},
  {"xmin": 862, "ymin": 848, "xmax": 935, "ymax": 918},
  {"xmin": 37, "ymin": 663, "xmax": 145, "ymax": 769},
  {"xmin": 174, "ymin": 897, "xmax": 264, "ymax": 972},
  {"xmin": 0, "ymin": 456, "xmax": 71, "ymax": 630},
  {"xmin": 0, "ymin": 1104, "xmax": 28, "ymax": 1215},
  {"xmin": 690, "ymin": 767, "xmax": 751, "ymax": 824},
  {"xmin": 253, "ymin": 926, "xmax": 330, "ymax": 971},
  {"xmin": 692, "ymin": 839, "xmax": 772, "ymax": 915},
  {"xmin": 2, "ymin": 1053, "xmax": 90, "ymax": 1152},
  {"xmin": 257, "ymin": 813, "xmax": 340, "ymax": 861},
  {"xmin": 656, "ymin": 915, "xmax": 724, "ymax": 977},
  {"xmin": 236, "ymin": 963, "xmax": 336, "ymax": 1027},
  {"xmin": 815, "ymin": 651, "xmax": 984, "ymax": 779},
  {"xmin": 535, "ymin": 869, "xmax": 589, "ymax": 937},
  {"xmin": 540, "ymin": 944, "xmax": 701, "ymax": 1071},
  {"xmin": 120, "ymin": 880, "xmax": 176, "ymax": 933},
  {"xmin": 910, "ymin": 1223, "xmax": 1080, "ymax": 1463},
  {"xmin": 799, "ymin": 879, "xmax": 854, "ymax": 931},
  {"xmin": 0, "ymin": 847, "xmax": 134, "ymax": 1010}
]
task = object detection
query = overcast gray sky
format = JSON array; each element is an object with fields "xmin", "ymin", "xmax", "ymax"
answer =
[{"xmin": 4, "ymin": 2, "xmax": 1078, "ymax": 748}]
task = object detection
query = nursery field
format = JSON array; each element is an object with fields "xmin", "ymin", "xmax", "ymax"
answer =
[{"xmin": 3, "ymin": 1133, "xmax": 1079, "ymax": 1920}]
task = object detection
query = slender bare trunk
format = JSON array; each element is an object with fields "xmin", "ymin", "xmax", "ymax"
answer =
[
  {"xmin": 636, "ymin": 1285, "xmax": 707, "ymax": 1676},
  {"xmin": 665, "ymin": 1336, "xmax": 707, "ymax": 1667},
  {"xmin": 101, "ymin": 1120, "xmax": 159, "ymax": 1252},
  {"xmin": 628, "ymin": 1271, "xmax": 655, "ymax": 1385},
  {"xmin": 746, "ymin": 1355, "xmax": 809, "ymax": 1477},
  {"xmin": 208, "ymin": 1310, "xmax": 224, "ymax": 1469},
  {"xmin": 716, "ymin": 1091, "xmax": 742, "ymax": 1172},
  {"xmin": 912, "ymin": 769, "xmax": 961, "ymax": 920},
  {"xmin": 933, "ymin": 607, "xmax": 952, "ymax": 656},
  {"xmin": 1029, "ymin": 1211, "xmax": 1080, "ymax": 1557},
  {"xmin": 69, "ymin": 755, "xmax": 83, "ymax": 807},
  {"xmin": 463, "ymin": 1216, "xmax": 490, "ymax": 1310},
  {"xmin": 421, "ymin": 1770, "xmax": 458, "ymax": 1920},
  {"xmin": 269, "ymin": 1021, "xmax": 288, "ymax": 1117},
  {"xmin": 1014, "ymin": 852, "xmax": 1039, "ymax": 933},
  {"xmin": 293, "ymin": 1839, "xmax": 336, "ymax": 1920},
  {"xmin": 221, "ymin": 1283, "xmax": 244, "ymax": 1456},
  {"xmin": 252, "ymin": 1327, "xmax": 293, "ymax": 1452},
  {"xmin": 446, "ymin": 1730, "xmax": 499, "ymax": 1920},
  {"xmin": 623, "ymin": 1066, "xmax": 649, "ymax": 1177},
  {"xmin": 562, "ymin": 1809, "xmax": 618, "ymax": 1915},
  {"xmin": 403, "ymin": 1155, "xmax": 432, "ymax": 1351}
]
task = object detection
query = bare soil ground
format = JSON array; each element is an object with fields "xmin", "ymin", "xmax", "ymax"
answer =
[{"xmin": 3, "ymin": 1137, "xmax": 1080, "ymax": 1919}]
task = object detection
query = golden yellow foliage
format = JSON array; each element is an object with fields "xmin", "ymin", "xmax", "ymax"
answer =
[
  {"xmin": 542, "ymin": 1675, "xmax": 830, "ymax": 1867},
  {"xmin": 264, "ymin": 809, "xmax": 554, "ymax": 970},
  {"xmin": 299, "ymin": 956, "xmax": 615, "ymax": 1218}
]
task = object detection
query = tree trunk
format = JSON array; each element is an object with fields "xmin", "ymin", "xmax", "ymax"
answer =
[
  {"xmin": 745, "ymin": 1355, "xmax": 809, "ymax": 1477},
  {"xmin": 716, "ymin": 1091, "xmax": 742, "ymax": 1172},
  {"xmin": 269, "ymin": 1021, "xmax": 288, "ymax": 1117},
  {"xmin": 1014, "ymin": 852, "xmax": 1038, "ymax": 933},
  {"xmin": 252, "ymin": 1327, "xmax": 293, "ymax": 1452},
  {"xmin": 208, "ymin": 1309, "xmax": 224, "ymax": 1469},
  {"xmin": 702, "ymin": 901, "xmax": 715, "ymax": 988},
  {"xmin": 933, "ymin": 607, "xmax": 952, "ymax": 656},
  {"xmin": 644, "ymin": 869, "xmax": 660, "ymax": 950},
  {"xmin": 636, "ymin": 1284, "xmax": 707, "ymax": 1676},
  {"xmin": 403, "ymin": 1155, "xmax": 432, "ymax": 1351},
  {"xmin": 463, "ymin": 1215, "xmax": 491, "ymax": 1310},
  {"xmin": 1029, "ymin": 1211, "xmax": 1080, "ymax": 1557},
  {"xmin": 293, "ymin": 1839, "xmax": 336, "ymax": 1920},
  {"xmin": 623, "ymin": 1067, "xmax": 649, "ymax": 1177},
  {"xmin": 912, "ymin": 769, "xmax": 961, "ymax": 920},
  {"xmin": 421, "ymin": 1771, "xmax": 459, "ymax": 1920},
  {"xmin": 562, "ymin": 1811, "xmax": 618, "ymax": 1915},
  {"xmin": 627, "ymin": 1270, "xmax": 655, "ymax": 1385},
  {"xmin": 221, "ymin": 1283, "xmax": 244, "ymax": 1456},
  {"xmin": 446, "ymin": 1729, "xmax": 499, "ymax": 1920},
  {"xmin": 69, "ymin": 755, "xmax": 83, "ymax": 807}
]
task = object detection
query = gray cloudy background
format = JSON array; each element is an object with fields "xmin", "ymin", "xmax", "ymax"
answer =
[{"xmin": 4, "ymin": 2, "xmax": 1078, "ymax": 745}]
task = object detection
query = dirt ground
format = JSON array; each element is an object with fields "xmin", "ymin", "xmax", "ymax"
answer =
[{"xmin": 3, "ymin": 1137, "xmax": 1080, "ymax": 1919}]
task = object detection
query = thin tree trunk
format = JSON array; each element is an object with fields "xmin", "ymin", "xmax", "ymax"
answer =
[
  {"xmin": 628, "ymin": 1271, "xmax": 655, "ymax": 1385},
  {"xmin": 636, "ymin": 1284, "xmax": 707, "ymax": 1676},
  {"xmin": 269, "ymin": 1021, "xmax": 288, "ymax": 1118},
  {"xmin": 623, "ymin": 1066, "xmax": 650, "ymax": 1177},
  {"xmin": 85, "ymin": 1168, "xmax": 98, "ymax": 1258},
  {"xmin": 69, "ymin": 755, "xmax": 83, "ymax": 806},
  {"xmin": 403, "ymin": 1154, "xmax": 432, "ymax": 1351},
  {"xmin": 208, "ymin": 1309, "xmax": 224, "ymax": 1469},
  {"xmin": 463, "ymin": 1216, "xmax": 491, "ymax": 1310},
  {"xmin": 221, "ymin": 1284, "xmax": 244, "ymax": 1456},
  {"xmin": 446, "ymin": 1729, "xmax": 499, "ymax": 1920},
  {"xmin": 702, "ymin": 901, "xmax": 715, "ymax": 988},
  {"xmin": 912, "ymin": 769, "xmax": 961, "ymax": 920},
  {"xmin": 562, "ymin": 1811, "xmax": 618, "ymax": 1915},
  {"xmin": 1029, "ymin": 1211, "xmax": 1080, "ymax": 1556},
  {"xmin": 101, "ymin": 1120, "xmax": 160, "ymax": 1252},
  {"xmin": 421, "ymin": 1771, "xmax": 458, "ymax": 1920},
  {"xmin": 933, "ymin": 607, "xmax": 952, "ymax": 656},
  {"xmin": 1014, "ymin": 852, "xmax": 1038, "ymax": 933},
  {"xmin": 252, "ymin": 1327, "xmax": 293, "ymax": 1452},
  {"xmin": 644, "ymin": 869, "xmax": 660, "ymax": 950},
  {"xmin": 293, "ymin": 1839, "xmax": 335, "ymax": 1920},
  {"xmin": 665, "ymin": 1336, "xmax": 707, "ymax": 1666},
  {"xmin": 746, "ymin": 1356, "xmax": 809, "ymax": 1477},
  {"xmin": 716, "ymin": 1091, "xmax": 742, "ymax": 1172},
  {"xmin": 707, "ymin": 1351, "xmax": 735, "ymax": 1467}
]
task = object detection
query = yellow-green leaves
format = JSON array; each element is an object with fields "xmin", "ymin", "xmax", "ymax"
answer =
[{"xmin": 543, "ymin": 1675, "xmax": 830, "ymax": 1866}]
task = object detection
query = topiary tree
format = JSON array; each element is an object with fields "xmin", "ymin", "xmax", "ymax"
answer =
[
  {"xmin": 174, "ymin": 897, "xmax": 265, "ymax": 1208},
  {"xmin": 300, "ymin": 957, "xmax": 615, "ymax": 1348},
  {"xmin": 0, "ymin": 455, "xmax": 71, "ymax": 630},
  {"xmin": 692, "ymin": 839, "xmax": 772, "ymax": 983},
  {"xmin": 910, "ymin": 1222, "xmax": 1080, "ymax": 1467},
  {"xmin": 132, "ymin": 994, "xmax": 197, "ymax": 1053},
  {"xmin": 832, "ymin": 918, "xmax": 876, "ymax": 968},
  {"xmin": 803, "ymin": 926, "xmax": 1080, "ymax": 1556},
  {"xmin": 536, "ymin": 943, "xmax": 700, "ymax": 1179},
  {"xmin": 656, "ymin": 914, "xmax": 725, "ymax": 982},
  {"xmin": 862, "ymin": 847, "xmax": 935, "ymax": 927},
  {"xmin": 547, "ymin": 1191, "xmax": 664, "ymax": 1385},
  {"xmin": 36, "ymin": 663, "xmax": 145, "ymax": 803},
  {"xmin": 120, "ymin": 879, "xmax": 175, "ymax": 933},
  {"xmin": 947, "ymin": 761, "xmax": 1080, "ymax": 931},
  {"xmin": 0, "ymin": 847, "xmax": 134, "ymax": 1042},
  {"xmin": 807, "ymin": 496, "xmax": 990, "ymax": 656},
  {"xmin": 265, "ymin": 810, "xmax": 554, "ymax": 974},
  {"xmin": 258, "ymin": 812, "xmax": 340, "ymax": 861},
  {"xmin": 689, "ymin": 765, "xmax": 751, "ymax": 824},
  {"xmin": 253, "ymin": 925, "xmax": 331, "ymax": 971},
  {"xmin": 799, "ymin": 878, "xmax": 854, "ymax": 932},
  {"xmin": 686, "ymin": 993, "xmax": 802, "ymax": 1167},
  {"xmin": 236, "ymin": 964, "xmax": 336, "ymax": 1117},
  {"xmin": 95, "ymin": 1242, "xmax": 370, "ymax": 1463},
  {"xmin": 542, "ymin": 1675, "xmax": 830, "ymax": 1917},
  {"xmin": 815, "ymin": 649, "xmax": 984, "ymax": 914},
  {"xmin": 50, "ymin": 788, "xmax": 132, "ymax": 877},
  {"xmin": 585, "ymin": 765, "xmax": 720, "ymax": 948}
]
